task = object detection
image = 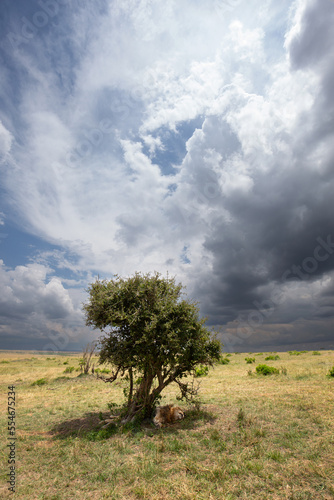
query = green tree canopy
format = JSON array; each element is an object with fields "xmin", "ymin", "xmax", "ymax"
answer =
[{"xmin": 83, "ymin": 272, "xmax": 221, "ymax": 422}]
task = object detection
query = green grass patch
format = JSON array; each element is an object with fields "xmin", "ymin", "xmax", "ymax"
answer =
[{"xmin": 31, "ymin": 377, "xmax": 48, "ymax": 386}]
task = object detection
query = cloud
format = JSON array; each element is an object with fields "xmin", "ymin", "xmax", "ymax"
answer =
[
  {"xmin": 0, "ymin": 260, "xmax": 93, "ymax": 350},
  {"xmin": 0, "ymin": 261, "xmax": 75, "ymax": 318},
  {"xmin": 1, "ymin": 0, "xmax": 334, "ymax": 350},
  {"xmin": 0, "ymin": 120, "xmax": 13, "ymax": 163},
  {"xmin": 286, "ymin": 0, "xmax": 334, "ymax": 71}
]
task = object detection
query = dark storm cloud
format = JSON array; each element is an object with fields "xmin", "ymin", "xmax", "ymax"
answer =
[
  {"xmin": 288, "ymin": 0, "xmax": 334, "ymax": 71},
  {"xmin": 185, "ymin": 0, "xmax": 334, "ymax": 348}
]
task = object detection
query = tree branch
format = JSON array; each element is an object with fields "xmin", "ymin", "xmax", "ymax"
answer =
[{"xmin": 96, "ymin": 365, "xmax": 122, "ymax": 383}]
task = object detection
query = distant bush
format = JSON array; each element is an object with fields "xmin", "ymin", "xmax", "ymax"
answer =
[
  {"xmin": 31, "ymin": 378, "xmax": 48, "ymax": 386},
  {"xmin": 218, "ymin": 356, "xmax": 230, "ymax": 365},
  {"xmin": 95, "ymin": 367, "xmax": 111, "ymax": 375},
  {"xmin": 194, "ymin": 365, "xmax": 209, "ymax": 377},
  {"xmin": 0, "ymin": 360, "xmax": 9, "ymax": 364},
  {"xmin": 100, "ymin": 368, "xmax": 110, "ymax": 374},
  {"xmin": 256, "ymin": 364, "xmax": 279, "ymax": 376},
  {"xmin": 226, "ymin": 353, "xmax": 232, "ymax": 357},
  {"xmin": 265, "ymin": 355, "xmax": 280, "ymax": 361},
  {"xmin": 245, "ymin": 357, "xmax": 255, "ymax": 364},
  {"xmin": 312, "ymin": 351, "xmax": 321, "ymax": 356},
  {"xmin": 256, "ymin": 353, "xmax": 263, "ymax": 356},
  {"xmin": 328, "ymin": 366, "xmax": 334, "ymax": 377},
  {"xmin": 64, "ymin": 366, "xmax": 75, "ymax": 373},
  {"xmin": 63, "ymin": 361, "xmax": 69, "ymax": 365},
  {"xmin": 288, "ymin": 351, "xmax": 302, "ymax": 356}
]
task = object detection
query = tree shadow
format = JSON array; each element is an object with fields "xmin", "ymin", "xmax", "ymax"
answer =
[
  {"xmin": 178, "ymin": 407, "xmax": 217, "ymax": 429},
  {"xmin": 49, "ymin": 407, "xmax": 217, "ymax": 441},
  {"xmin": 49, "ymin": 411, "xmax": 112, "ymax": 440}
]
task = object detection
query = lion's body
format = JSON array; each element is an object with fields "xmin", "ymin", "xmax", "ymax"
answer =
[{"xmin": 153, "ymin": 404, "xmax": 185, "ymax": 428}]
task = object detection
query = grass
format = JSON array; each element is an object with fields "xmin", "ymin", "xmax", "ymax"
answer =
[{"xmin": 0, "ymin": 350, "xmax": 334, "ymax": 499}]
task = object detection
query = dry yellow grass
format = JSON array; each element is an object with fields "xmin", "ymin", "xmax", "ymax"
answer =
[{"xmin": 0, "ymin": 349, "xmax": 334, "ymax": 499}]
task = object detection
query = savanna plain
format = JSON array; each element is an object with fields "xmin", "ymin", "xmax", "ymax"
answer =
[{"xmin": 1, "ymin": 349, "xmax": 334, "ymax": 500}]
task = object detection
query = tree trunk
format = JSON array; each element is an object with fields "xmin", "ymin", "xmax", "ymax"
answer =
[
  {"xmin": 127, "ymin": 367, "xmax": 133, "ymax": 407},
  {"xmin": 121, "ymin": 368, "xmax": 159, "ymax": 422}
]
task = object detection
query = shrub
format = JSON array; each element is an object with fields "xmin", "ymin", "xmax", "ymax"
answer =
[
  {"xmin": 31, "ymin": 378, "xmax": 48, "ymax": 386},
  {"xmin": 245, "ymin": 357, "xmax": 255, "ymax": 364},
  {"xmin": 218, "ymin": 356, "xmax": 230, "ymax": 365},
  {"xmin": 95, "ymin": 367, "xmax": 110, "ymax": 374},
  {"xmin": 256, "ymin": 364, "xmax": 279, "ymax": 376},
  {"xmin": 64, "ymin": 366, "xmax": 75, "ymax": 373},
  {"xmin": 288, "ymin": 351, "xmax": 301, "ymax": 356},
  {"xmin": 312, "ymin": 351, "xmax": 321, "ymax": 356},
  {"xmin": 63, "ymin": 361, "xmax": 69, "ymax": 365},
  {"xmin": 100, "ymin": 368, "xmax": 111, "ymax": 374},
  {"xmin": 194, "ymin": 365, "xmax": 209, "ymax": 377},
  {"xmin": 328, "ymin": 366, "xmax": 334, "ymax": 377},
  {"xmin": 265, "ymin": 355, "xmax": 280, "ymax": 361},
  {"xmin": 256, "ymin": 353, "xmax": 263, "ymax": 356}
]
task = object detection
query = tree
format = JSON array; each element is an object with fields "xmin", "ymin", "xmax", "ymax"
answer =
[{"xmin": 83, "ymin": 272, "xmax": 221, "ymax": 423}]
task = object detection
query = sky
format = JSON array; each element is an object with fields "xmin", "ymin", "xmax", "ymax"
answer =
[{"xmin": 0, "ymin": 0, "xmax": 334, "ymax": 353}]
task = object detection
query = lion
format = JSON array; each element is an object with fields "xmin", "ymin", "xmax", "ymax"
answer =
[{"xmin": 153, "ymin": 404, "xmax": 185, "ymax": 428}]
